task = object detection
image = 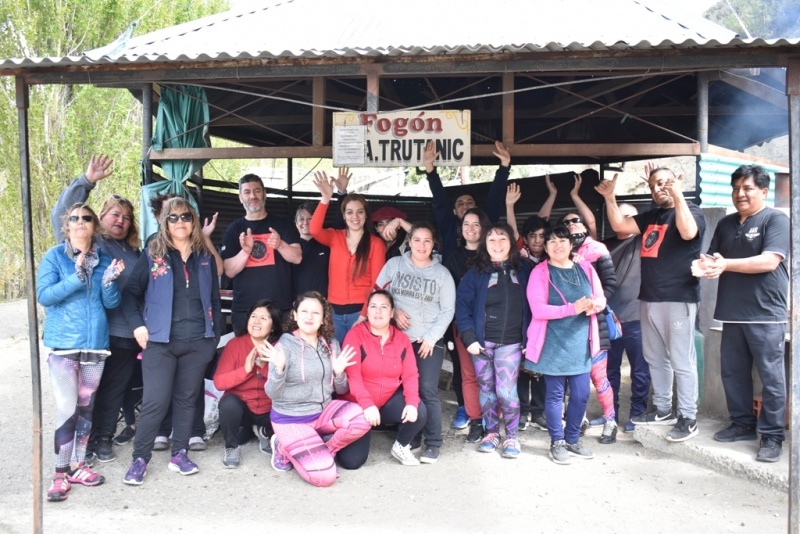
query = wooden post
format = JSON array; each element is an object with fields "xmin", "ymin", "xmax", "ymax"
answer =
[
  {"xmin": 502, "ymin": 72, "xmax": 514, "ymax": 148},
  {"xmin": 142, "ymin": 83, "xmax": 154, "ymax": 184}
]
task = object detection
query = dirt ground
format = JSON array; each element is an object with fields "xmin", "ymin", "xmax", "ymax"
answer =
[{"xmin": 0, "ymin": 298, "xmax": 789, "ymax": 533}]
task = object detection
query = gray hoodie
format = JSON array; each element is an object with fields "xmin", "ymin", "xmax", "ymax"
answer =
[
  {"xmin": 374, "ymin": 252, "xmax": 456, "ymax": 347},
  {"xmin": 266, "ymin": 332, "xmax": 349, "ymax": 417}
]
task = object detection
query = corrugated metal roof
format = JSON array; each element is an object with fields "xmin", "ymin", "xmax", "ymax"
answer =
[
  {"xmin": 2, "ymin": 0, "xmax": 797, "ymax": 72},
  {"xmin": 699, "ymin": 153, "xmax": 788, "ymax": 208}
]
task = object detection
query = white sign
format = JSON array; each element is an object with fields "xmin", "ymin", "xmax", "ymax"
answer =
[{"xmin": 333, "ymin": 110, "xmax": 471, "ymax": 167}]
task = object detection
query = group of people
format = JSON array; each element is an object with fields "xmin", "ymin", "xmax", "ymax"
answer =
[{"xmin": 38, "ymin": 143, "xmax": 789, "ymax": 498}]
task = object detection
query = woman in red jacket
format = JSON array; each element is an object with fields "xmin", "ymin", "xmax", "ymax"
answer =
[
  {"xmin": 311, "ymin": 172, "xmax": 386, "ymax": 344},
  {"xmin": 338, "ymin": 290, "xmax": 427, "ymax": 468},
  {"xmin": 213, "ymin": 299, "xmax": 283, "ymax": 468}
]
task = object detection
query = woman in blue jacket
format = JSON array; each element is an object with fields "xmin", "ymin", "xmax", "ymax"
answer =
[
  {"xmin": 37, "ymin": 203, "xmax": 124, "ymax": 501},
  {"xmin": 455, "ymin": 222, "xmax": 531, "ymax": 459},
  {"xmin": 121, "ymin": 197, "xmax": 222, "ymax": 486}
]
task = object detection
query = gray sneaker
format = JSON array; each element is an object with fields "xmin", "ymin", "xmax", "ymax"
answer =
[
  {"xmin": 549, "ymin": 440, "xmax": 570, "ymax": 465},
  {"xmin": 420, "ymin": 446, "xmax": 440, "ymax": 464},
  {"xmin": 223, "ymin": 446, "xmax": 240, "ymax": 469},
  {"xmin": 566, "ymin": 440, "xmax": 595, "ymax": 459},
  {"xmin": 253, "ymin": 425, "xmax": 272, "ymax": 455},
  {"xmin": 665, "ymin": 415, "xmax": 698, "ymax": 442},
  {"xmin": 531, "ymin": 415, "xmax": 548, "ymax": 431}
]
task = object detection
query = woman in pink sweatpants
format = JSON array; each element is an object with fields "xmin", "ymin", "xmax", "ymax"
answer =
[{"xmin": 262, "ymin": 292, "xmax": 370, "ymax": 487}]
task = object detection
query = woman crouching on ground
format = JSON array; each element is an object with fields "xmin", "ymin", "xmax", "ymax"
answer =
[
  {"xmin": 524, "ymin": 225, "xmax": 605, "ymax": 465},
  {"xmin": 338, "ymin": 290, "xmax": 427, "ymax": 468},
  {"xmin": 262, "ymin": 291, "xmax": 370, "ymax": 487},
  {"xmin": 37, "ymin": 203, "xmax": 124, "ymax": 500},
  {"xmin": 213, "ymin": 299, "xmax": 283, "ymax": 468}
]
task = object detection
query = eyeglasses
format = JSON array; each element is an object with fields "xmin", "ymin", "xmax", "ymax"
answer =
[
  {"xmin": 562, "ymin": 217, "xmax": 582, "ymax": 226},
  {"xmin": 69, "ymin": 215, "xmax": 93, "ymax": 223},
  {"xmin": 167, "ymin": 212, "xmax": 194, "ymax": 224}
]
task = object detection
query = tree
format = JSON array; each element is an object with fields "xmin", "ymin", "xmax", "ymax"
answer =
[
  {"xmin": 0, "ymin": 0, "xmax": 228, "ymax": 300},
  {"xmin": 705, "ymin": 0, "xmax": 800, "ymax": 39}
]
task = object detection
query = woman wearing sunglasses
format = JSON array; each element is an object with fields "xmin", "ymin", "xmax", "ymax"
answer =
[
  {"xmin": 120, "ymin": 197, "xmax": 222, "ymax": 485},
  {"xmin": 50, "ymin": 155, "xmax": 143, "ymax": 463},
  {"xmin": 37, "ymin": 203, "xmax": 125, "ymax": 501}
]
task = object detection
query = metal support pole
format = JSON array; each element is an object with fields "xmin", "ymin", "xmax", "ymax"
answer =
[
  {"xmin": 287, "ymin": 158, "xmax": 293, "ymax": 214},
  {"xmin": 787, "ymin": 58, "xmax": 800, "ymax": 534},
  {"xmin": 17, "ymin": 75, "xmax": 42, "ymax": 534},
  {"xmin": 697, "ymin": 72, "xmax": 711, "ymax": 153},
  {"xmin": 142, "ymin": 83, "xmax": 154, "ymax": 185}
]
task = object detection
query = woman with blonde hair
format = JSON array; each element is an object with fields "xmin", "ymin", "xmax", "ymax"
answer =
[
  {"xmin": 121, "ymin": 197, "xmax": 222, "ymax": 485},
  {"xmin": 38, "ymin": 203, "xmax": 124, "ymax": 501}
]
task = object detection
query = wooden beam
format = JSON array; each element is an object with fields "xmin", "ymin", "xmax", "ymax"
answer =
[
  {"xmin": 502, "ymin": 72, "xmax": 514, "ymax": 145},
  {"xmin": 718, "ymin": 71, "xmax": 788, "ymax": 110},
  {"xmin": 312, "ymin": 77, "xmax": 325, "ymax": 146},
  {"xmin": 150, "ymin": 146, "xmax": 331, "ymax": 160}
]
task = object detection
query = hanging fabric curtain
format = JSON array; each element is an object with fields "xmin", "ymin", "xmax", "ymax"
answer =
[{"xmin": 140, "ymin": 84, "xmax": 210, "ymax": 242}]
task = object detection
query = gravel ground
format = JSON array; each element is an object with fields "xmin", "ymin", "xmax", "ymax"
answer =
[{"xmin": 0, "ymin": 298, "xmax": 789, "ymax": 533}]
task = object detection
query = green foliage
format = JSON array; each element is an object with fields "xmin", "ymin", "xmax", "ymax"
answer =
[
  {"xmin": 706, "ymin": 0, "xmax": 800, "ymax": 38},
  {"xmin": 0, "ymin": 0, "xmax": 228, "ymax": 300}
]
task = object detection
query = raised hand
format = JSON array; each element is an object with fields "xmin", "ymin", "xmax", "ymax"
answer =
[
  {"xmin": 85, "ymin": 154, "xmax": 114, "ymax": 184},
  {"xmin": 332, "ymin": 345, "xmax": 358, "ymax": 376},
  {"xmin": 202, "ymin": 212, "xmax": 219, "ymax": 239},
  {"xmin": 422, "ymin": 141, "xmax": 440, "ymax": 173},
  {"xmin": 333, "ymin": 166, "xmax": 352, "ymax": 194},
  {"xmin": 570, "ymin": 173, "xmax": 583, "ymax": 197},
  {"xmin": 257, "ymin": 340, "xmax": 286, "ymax": 373},
  {"xmin": 594, "ymin": 174, "xmax": 618, "ymax": 199},
  {"xmin": 312, "ymin": 171, "xmax": 335, "ymax": 202},
  {"xmin": 506, "ymin": 183, "xmax": 521, "ymax": 206},
  {"xmin": 493, "ymin": 140, "xmax": 511, "ymax": 167},
  {"xmin": 545, "ymin": 174, "xmax": 557, "ymax": 196}
]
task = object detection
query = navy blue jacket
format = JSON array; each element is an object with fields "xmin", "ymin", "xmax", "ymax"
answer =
[{"xmin": 455, "ymin": 261, "xmax": 532, "ymax": 348}]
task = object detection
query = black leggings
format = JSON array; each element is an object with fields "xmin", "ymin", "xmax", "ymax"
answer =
[{"xmin": 337, "ymin": 388, "xmax": 428, "ymax": 470}]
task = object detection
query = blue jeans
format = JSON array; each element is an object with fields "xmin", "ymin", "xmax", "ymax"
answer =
[
  {"xmin": 544, "ymin": 373, "xmax": 590, "ymax": 444},
  {"xmin": 607, "ymin": 320, "xmax": 651, "ymax": 419},
  {"xmin": 333, "ymin": 311, "xmax": 361, "ymax": 346}
]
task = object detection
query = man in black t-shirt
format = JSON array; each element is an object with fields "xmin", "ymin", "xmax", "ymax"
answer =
[
  {"xmin": 596, "ymin": 166, "xmax": 705, "ymax": 443},
  {"xmin": 693, "ymin": 164, "xmax": 789, "ymax": 463},
  {"xmin": 221, "ymin": 174, "xmax": 302, "ymax": 333}
]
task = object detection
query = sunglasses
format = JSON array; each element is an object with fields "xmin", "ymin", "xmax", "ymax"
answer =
[
  {"xmin": 562, "ymin": 217, "xmax": 582, "ymax": 226},
  {"xmin": 69, "ymin": 215, "xmax": 94, "ymax": 223},
  {"xmin": 167, "ymin": 212, "xmax": 194, "ymax": 224}
]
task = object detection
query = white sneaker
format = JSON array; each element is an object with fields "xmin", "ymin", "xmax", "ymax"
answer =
[{"xmin": 390, "ymin": 440, "xmax": 420, "ymax": 466}]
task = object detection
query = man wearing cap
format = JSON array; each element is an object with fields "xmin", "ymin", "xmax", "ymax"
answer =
[
  {"xmin": 422, "ymin": 140, "xmax": 511, "ymax": 261},
  {"xmin": 372, "ymin": 206, "xmax": 410, "ymax": 260},
  {"xmin": 221, "ymin": 174, "xmax": 302, "ymax": 332}
]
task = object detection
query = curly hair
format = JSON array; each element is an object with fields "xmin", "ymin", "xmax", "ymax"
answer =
[
  {"xmin": 99, "ymin": 194, "xmax": 141, "ymax": 250},
  {"xmin": 285, "ymin": 291, "xmax": 336, "ymax": 345},
  {"xmin": 148, "ymin": 197, "xmax": 210, "ymax": 259}
]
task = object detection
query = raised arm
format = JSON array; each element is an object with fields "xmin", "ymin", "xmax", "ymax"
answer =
[
  {"xmin": 667, "ymin": 175, "xmax": 700, "ymax": 241},
  {"xmin": 505, "ymin": 183, "xmax": 521, "ymax": 241},
  {"xmin": 485, "ymin": 141, "xmax": 511, "ymax": 222},
  {"xmin": 570, "ymin": 174, "xmax": 597, "ymax": 239},
  {"xmin": 51, "ymin": 155, "xmax": 114, "ymax": 242},
  {"xmin": 594, "ymin": 174, "xmax": 640, "ymax": 236},
  {"xmin": 538, "ymin": 175, "xmax": 557, "ymax": 221}
]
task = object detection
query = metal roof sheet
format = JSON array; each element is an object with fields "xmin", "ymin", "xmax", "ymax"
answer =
[{"xmin": 3, "ymin": 0, "xmax": 797, "ymax": 72}]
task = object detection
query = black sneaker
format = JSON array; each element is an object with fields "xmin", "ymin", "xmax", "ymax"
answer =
[
  {"xmin": 631, "ymin": 408, "xmax": 677, "ymax": 426},
  {"xmin": 420, "ymin": 446, "xmax": 440, "ymax": 464},
  {"xmin": 599, "ymin": 419, "xmax": 617, "ymax": 445},
  {"xmin": 531, "ymin": 415, "xmax": 548, "ymax": 431},
  {"xmin": 713, "ymin": 423, "xmax": 757, "ymax": 443},
  {"xmin": 94, "ymin": 437, "xmax": 117, "ymax": 463},
  {"xmin": 113, "ymin": 425, "xmax": 136, "ymax": 445},
  {"xmin": 665, "ymin": 415, "xmax": 699, "ymax": 442},
  {"xmin": 756, "ymin": 437, "xmax": 782, "ymax": 463},
  {"xmin": 465, "ymin": 419, "xmax": 484, "ymax": 443}
]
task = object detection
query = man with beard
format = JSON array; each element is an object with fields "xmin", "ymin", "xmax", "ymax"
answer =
[
  {"xmin": 595, "ymin": 167, "xmax": 705, "ymax": 442},
  {"xmin": 221, "ymin": 174, "xmax": 302, "ymax": 332}
]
